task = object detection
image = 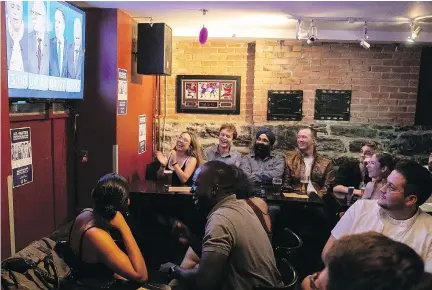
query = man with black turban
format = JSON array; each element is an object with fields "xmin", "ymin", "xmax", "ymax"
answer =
[{"xmin": 239, "ymin": 128, "xmax": 285, "ymax": 186}]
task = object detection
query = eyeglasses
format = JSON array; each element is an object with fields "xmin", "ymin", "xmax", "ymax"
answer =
[{"xmin": 177, "ymin": 137, "xmax": 190, "ymax": 143}]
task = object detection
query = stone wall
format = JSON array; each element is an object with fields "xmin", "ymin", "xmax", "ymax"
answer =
[{"xmin": 161, "ymin": 122, "xmax": 432, "ymax": 165}]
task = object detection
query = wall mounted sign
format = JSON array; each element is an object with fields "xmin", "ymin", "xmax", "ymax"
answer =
[
  {"xmin": 176, "ymin": 75, "xmax": 240, "ymax": 114},
  {"xmin": 314, "ymin": 89, "xmax": 352, "ymax": 121},
  {"xmin": 138, "ymin": 115, "xmax": 146, "ymax": 154},
  {"xmin": 117, "ymin": 68, "xmax": 128, "ymax": 115},
  {"xmin": 267, "ymin": 90, "xmax": 303, "ymax": 121},
  {"xmin": 10, "ymin": 127, "xmax": 33, "ymax": 188}
]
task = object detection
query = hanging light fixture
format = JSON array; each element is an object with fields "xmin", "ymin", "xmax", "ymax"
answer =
[
  {"xmin": 307, "ymin": 20, "xmax": 317, "ymax": 44},
  {"xmin": 199, "ymin": 9, "xmax": 208, "ymax": 44},
  {"xmin": 407, "ymin": 22, "xmax": 422, "ymax": 43},
  {"xmin": 360, "ymin": 21, "xmax": 370, "ymax": 49}
]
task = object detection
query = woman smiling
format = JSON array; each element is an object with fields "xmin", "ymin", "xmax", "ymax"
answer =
[{"xmin": 155, "ymin": 131, "xmax": 203, "ymax": 186}]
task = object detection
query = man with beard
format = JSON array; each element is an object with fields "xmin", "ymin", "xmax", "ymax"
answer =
[
  {"xmin": 239, "ymin": 128, "xmax": 285, "ymax": 186},
  {"xmin": 319, "ymin": 160, "xmax": 432, "ymax": 273},
  {"xmin": 159, "ymin": 161, "xmax": 283, "ymax": 290},
  {"xmin": 283, "ymin": 126, "xmax": 334, "ymax": 198}
]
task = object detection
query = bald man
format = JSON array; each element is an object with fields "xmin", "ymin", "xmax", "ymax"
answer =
[
  {"xmin": 67, "ymin": 18, "xmax": 83, "ymax": 79},
  {"xmin": 28, "ymin": 1, "xmax": 50, "ymax": 75}
]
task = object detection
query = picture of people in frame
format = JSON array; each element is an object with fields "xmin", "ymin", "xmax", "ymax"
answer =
[
  {"xmin": 184, "ymin": 81, "xmax": 197, "ymax": 99},
  {"xmin": 198, "ymin": 81, "xmax": 220, "ymax": 100},
  {"xmin": 220, "ymin": 82, "xmax": 233, "ymax": 99}
]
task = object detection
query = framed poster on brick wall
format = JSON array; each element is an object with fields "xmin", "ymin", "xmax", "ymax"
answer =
[
  {"xmin": 314, "ymin": 89, "xmax": 352, "ymax": 121},
  {"xmin": 176, "ymin": 75, "xmax": 241, "ymax": 114},
  {"xmin": 267, "ymin": 90, "xmax": 303, "ymax": 121}
]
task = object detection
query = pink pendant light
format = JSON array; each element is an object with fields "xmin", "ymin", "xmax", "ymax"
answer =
[{"xmin": 199, "ymin": 9, "xmax": 208, "ymax": 44}]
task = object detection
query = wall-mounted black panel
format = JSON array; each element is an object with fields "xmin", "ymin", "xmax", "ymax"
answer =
[
  {"xmin": 314, "ymin": 89, "xmax": 351, "ymax": 121},
  {"xmin": 267, "ymin": 90, "xmax": 303, "ymax": 121}
]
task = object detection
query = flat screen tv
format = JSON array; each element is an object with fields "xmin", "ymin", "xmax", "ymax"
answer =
[{"xmin": 5, "ymin": 1, "xmax": 85, "ymax": 100}]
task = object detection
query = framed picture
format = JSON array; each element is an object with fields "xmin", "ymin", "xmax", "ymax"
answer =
[
  {"xmin": 267, "ymin": 90, "xmax": 303, "ymax": 121},
  {"xmin": 314, "ymin": 89, "xmax": 352, "ymax": 121},
  {"xmin": 176, "ymin": 75, "xmax": 241, "ymax": 114}
]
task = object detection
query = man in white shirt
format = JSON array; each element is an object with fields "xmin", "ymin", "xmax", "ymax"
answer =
[
  {"xmin": 67, "ymin": 18, "xmax": 83, "ymax": 80},
  {"xmin": 6, "ymin": 0, "xmax": 27, "ymax": 72},
  {"xmin": 49, "ymin": 8, "xmax": 68, "ymax": 77},
  {"xmin": 28, "ymin": 0, "xmax": 50, "ymax": 75},
  {"xmin": 321, "ymin": 160, "xmax": 432, "ymax": 273}
]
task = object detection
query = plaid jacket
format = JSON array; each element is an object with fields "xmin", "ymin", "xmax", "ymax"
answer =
[{"xmin": 283, "ymin": 149, "xmax": 335, "ymax": 198}]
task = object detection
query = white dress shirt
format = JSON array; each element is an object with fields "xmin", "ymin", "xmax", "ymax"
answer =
[{"xmin": 8, "ymin": 18, "xmax": 24, "ymax": 72}]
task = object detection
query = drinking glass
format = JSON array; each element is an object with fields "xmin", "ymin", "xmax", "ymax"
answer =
[{"xmin": 272, "ymin": 178, "xmax": 282, "ymax": 196}]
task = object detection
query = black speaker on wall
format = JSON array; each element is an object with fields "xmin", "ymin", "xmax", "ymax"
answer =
[{"xmin": 137, "ymin": 23, "xmax": 172, "ymax": 75}]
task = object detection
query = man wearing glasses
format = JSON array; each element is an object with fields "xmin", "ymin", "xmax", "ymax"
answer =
[
  {"xmin": 321, "ymin": 160, "xmax": 432, "ymax": 273},
  {"xmin": 28, "ymin": 1, "xmax": 50, "ymax": 75}
]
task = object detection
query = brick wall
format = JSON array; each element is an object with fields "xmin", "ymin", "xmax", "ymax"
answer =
[
  {"xmin": 253, "ymin": 41, "xmax": 421, "ymax": 124},
  {"xmin": 161, "ymin": 39, "xmax": 421, "ymax": 126},
  {"xmin": 160, "ymin": 41, "xmax": 250, "ymax": 123},
  {"xmin": 159, "ymin": 40, "xmax": 429, "ymax": 163}
]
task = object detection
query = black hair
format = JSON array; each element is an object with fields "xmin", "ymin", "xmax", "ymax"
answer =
[
  {"xmin": 231, "ymin": 165, "xmax": 253, "ymax": 199},
  {"xmin": 202, "ymin": 161, "xmax": 237, "ymax": 196},
  {"xmin": 326, "ymin": 232, "xmax": 424, "ymax": 290},
  {"xmin": 394, "ymin": 160, "xmax": 432, "ymax": 206},
  {"xmin": 91, "ymin": 173, "xmax": 129, "ymax": 221},
  {"xmin": 375, "ymin": 152, "xmax": 395, "ymax": 179}
]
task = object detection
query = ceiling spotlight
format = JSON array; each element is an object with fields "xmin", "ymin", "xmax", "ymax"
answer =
[
  {"xmin": 307, "ymin": 20, "xmax": 318, "ymax": 44},
  {"xmin": 149, "ymin": 17, "xmax": 154, "ymax": 27},
  {"xmin": 407, "ymin": 23, "xmax": 422, "ymax": 42},
  {"xmin": 359, "ymin": 21, "xmax": 370, "ymax": 49}
]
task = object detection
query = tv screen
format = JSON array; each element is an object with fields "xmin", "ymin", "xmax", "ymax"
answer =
[{"xmin": 5, "ymin": 1, "xmax": 85, "ymax": 100}]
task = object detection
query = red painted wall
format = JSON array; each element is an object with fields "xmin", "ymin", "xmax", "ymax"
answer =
[
  {"xmin": 1, "ymin": 2, "xmax": 12, "ymax": 259},
  {"xmin": 117, "ymin": 10, "xmax": 155, "ymax": 182}
]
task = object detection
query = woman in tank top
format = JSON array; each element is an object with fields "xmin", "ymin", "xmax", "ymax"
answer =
[
  {"xmin": 155, "ymin": 131, "xmax": 204, "ymax": 186},
  {"xmin": 363, "ymin": 153, "xmax": 394, "ymax": 200},
  {"xmin": 67, "ymin": 173, "xmax": 148, "ymax": 282}
]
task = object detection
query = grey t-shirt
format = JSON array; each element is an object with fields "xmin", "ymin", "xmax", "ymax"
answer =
[
  {"xmin": 203, "ymin": 195, "xmax": 282, "ymax": 290},
  {"xmin": 203, "ymin": 145, "xmax": 242, "ymax": 167}
]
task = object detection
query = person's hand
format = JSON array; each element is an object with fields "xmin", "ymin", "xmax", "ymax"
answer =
[
  {"xmin": 159, "ymin": 262, "xmax": 177, "ymax": 274},
  {"xmin": 170, "ymin": 219, "xmax": 191, "ymax": 244},
  {"xmin": 169, "ymin": 150, "xmax": 177, "ymax": 165},
  {"xmin": 109, "ymin": 211, "xmax": 128, "ymax": 231},
  {"xmin": 155, "ymin": 151, "xmax": 167, "ymax": 167}
]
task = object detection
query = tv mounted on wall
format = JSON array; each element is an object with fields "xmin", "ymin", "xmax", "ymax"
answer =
[{"xmin": 5, "ymin": 1, "xmax": 86, "ymax": 100}]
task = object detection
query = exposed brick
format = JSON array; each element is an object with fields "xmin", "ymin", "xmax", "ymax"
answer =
[
  {"xmin": 391, "ymin": 66, "xmax": 411, "ymax": 73},
  {"xmin": 389, "ymin": 93, "xmax": 410, "ymax": 99},
  {"xmin": 380, "ymin": 86, "xmax": 399, "ymax": 93},
  {"xmin": 371, "ymin": 66, "xmax": 392, "ymax": 73}
]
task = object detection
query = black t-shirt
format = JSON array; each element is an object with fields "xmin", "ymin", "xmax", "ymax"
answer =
[{"xmin": 335, "ymin": 160, "xmax": 369, "ymax": 188}]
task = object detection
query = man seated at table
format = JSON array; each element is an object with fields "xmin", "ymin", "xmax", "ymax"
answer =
[
  {"xmin": 203, "ymin": 123, "xmax": 242, "ymax": 167},
  {"xmin": 320, "ymin": 160, "xmax": 432, "ymax": 273},
  {"xmin": 283, "ymin": 126, "xmax": 335, "ymax": 198},
  {"xmin": 239, "ymin": 128, "xmax": 285, "ymax": 186},
  {"xmin": 333, "ymin": 140, "xmax": 378, "ymax": 196},
  {"xmin": 302, "ymin": 232, "xmax": 430, "ymax": 290},
  {"xmin": 159, "ymin": 160, "xmax": 283, "ymax": 290}
]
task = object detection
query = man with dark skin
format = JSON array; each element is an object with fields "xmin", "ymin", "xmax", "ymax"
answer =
[{"xmin": 159, "ymin": 161, "xmax": 282, "ymax": 290}]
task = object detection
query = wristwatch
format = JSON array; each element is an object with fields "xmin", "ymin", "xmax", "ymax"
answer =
[{"xmin": 168, "ymin": 264, "xmax": 177, "ymax": 276}]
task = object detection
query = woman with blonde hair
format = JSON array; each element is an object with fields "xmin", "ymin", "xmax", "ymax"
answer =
[{"xmin": 156, "ymin": 131, "xmax": 203, "ymax": 186}]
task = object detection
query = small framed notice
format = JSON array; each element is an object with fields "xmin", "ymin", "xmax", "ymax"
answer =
[
  {"xmin": 314, "ymin": 89, "xmax": 352, "ymax": 121},
  {"xmin": 267, "ymin": 90, "xmax": 303, "ymax": 121}
]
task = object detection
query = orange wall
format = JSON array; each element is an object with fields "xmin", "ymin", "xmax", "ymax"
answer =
[
  {"xmin": 117, "ymin": 10, "xmax": 155, "ymax": 182},
  {"xmin": 1, "ymin": 2, "xmax": 12, "ymax": 259}
]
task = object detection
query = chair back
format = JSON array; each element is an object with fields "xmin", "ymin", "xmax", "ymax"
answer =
[{"xmin": 273, "ymin": 228, "xmax": 303, "ymax": 261}]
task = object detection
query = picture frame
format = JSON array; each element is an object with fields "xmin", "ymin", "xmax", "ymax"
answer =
[{"xmin": 176, "ymin": 75, "xmax": 241, "ymax": 114}]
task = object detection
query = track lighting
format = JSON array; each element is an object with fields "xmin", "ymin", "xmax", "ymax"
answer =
[
  {"xmin": 149, "ymin": 17, "xmax": 153, "ymax": 27},
  {"xmin": 359, "ymin": 22, "xmax": 370, "ymax": 49},
  {"xmin": 407, "ymin": 23, "xmax": 422, "ymax": 42},
  {"xmin": 307, "ymin": 20, "xmax": 317, "ymax": 44}
]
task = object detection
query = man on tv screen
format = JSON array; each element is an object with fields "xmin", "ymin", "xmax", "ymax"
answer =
[
  {"xmin": 6, "ymin": 0, "xmax": 28, "ymax": 72},
  {"xmin": 28, "ymin": 1, "xmax": 50, "ymax": 75},
  {"xmin": 49, "ymin": 8, "xmax": 68, "ymax": 78},
  {"xmin": 67, "ymin": 18, "xmax": 83, "ymax": 80}
]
